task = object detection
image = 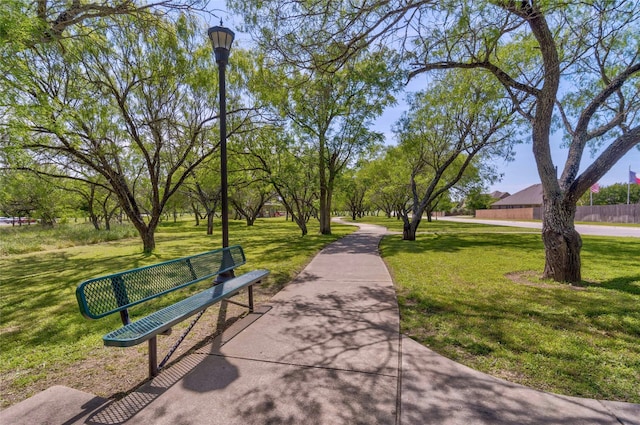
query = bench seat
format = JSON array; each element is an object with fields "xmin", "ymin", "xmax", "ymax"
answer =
[
  {"xmin": 104, "ymin": 269, "xmax": 269, "ymax": 347},
  {"xmin": 76, "ymin": 245, "xmax": 269, "ymax": 377}
]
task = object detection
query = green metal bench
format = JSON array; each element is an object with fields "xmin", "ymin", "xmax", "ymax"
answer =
[{"xmin": 76, "ymin": 245, "xmax": 269, "ymax": 377}]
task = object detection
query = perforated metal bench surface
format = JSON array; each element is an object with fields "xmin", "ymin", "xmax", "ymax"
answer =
[
  {"xmin": 75, "ymin": 245, "xmax": 269, "ymax": 376},
  {"xmin": 76, "ymin": 245, "xmax": 248, "ymax": 320},
  {"xmin": 103, "ymin": 269, "xmax": 268, "ymax": 347}
]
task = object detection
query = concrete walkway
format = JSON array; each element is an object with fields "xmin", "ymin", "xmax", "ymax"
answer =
[{"xmin": 2, "ymin": 222, "xmax": 639, "ymax": 424}]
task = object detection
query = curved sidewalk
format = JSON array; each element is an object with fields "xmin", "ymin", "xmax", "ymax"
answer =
[{"xmin": 2, "ymin": 222, "xmax": 638, "ymax": 424}]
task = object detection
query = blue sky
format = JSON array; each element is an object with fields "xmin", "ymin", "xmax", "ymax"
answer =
[
  {"xmin": 372, "ymin": 97, "xmax": 640, "ymax": 194},
  {"xmin": 371, "ymin": 71, "xmax": 639, "ymax": 195},
  {"xmin": 204, "ymin": 6, "xmax": 639, "ymax": 195}
]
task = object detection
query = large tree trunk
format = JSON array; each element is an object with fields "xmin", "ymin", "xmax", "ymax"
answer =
[
  {"xmin": 541, "ymin": 195, "xmax": 582, "ymax": 283},
  {"xmin": 89, "ymin": 213, "xmax": 101, "ymax": 230},
  {"xmin": 207, "ymin": 212, "xmax": 214, "ymax": 235},
  {"xmin": 293, "ymin": 214, "xmax": 308, "ymax": 236},
  {"xmin": 319, "ymin": 136, "xmax": 331, "ymax": 235},
  {"xmin": 402, "ymin": 215, "xmax": 421, "ymax": 241},
  {"xmin": 140, "ymin": 228, "xmax": 156, "ymax": 254},
  {"xmin": 319, "ymin": 188, "xmax": 331, "ymax": 234},
  {"xmin": 322, "ymin": 186, "xmax": 334, "ymax": 234}
]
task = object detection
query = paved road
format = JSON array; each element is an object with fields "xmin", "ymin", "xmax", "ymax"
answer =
[{"xmin": 439, "ymin": 216, "xmax": 640, "ymax": 238}]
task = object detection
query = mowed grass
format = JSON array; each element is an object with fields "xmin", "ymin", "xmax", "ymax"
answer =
[
  {"xmin": 0, "ymin": 217, "xmax": 355, "ymax": 407},
  {"xmin": 357, "ymin": 215, "xmax": 542, "ymax": 234},
  {"xmin": 357, "ymin": 216, "xmax": 639, "ymax": 403}
]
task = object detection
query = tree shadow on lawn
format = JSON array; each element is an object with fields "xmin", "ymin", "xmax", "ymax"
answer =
[
  {"xmin": 155, "ymin": 219, "xmax": 257, "ymax": 235},
  {"xmin": 403, "ymin": 291, "xmax": 639, "ymax": 400},
  {"xmin": 582, "ymin": 236, "xmax": 640, "ymax": 257},
  {"xmin": 384, "ymin": 233, "xmax": 639, "ymax": 318},
  {"xmin": 240, "ymin": 233, "xmax": 349, "ymax": 266},
  {"xmin": 382, "ymin": 232, "xmax": 544, "ymax": 255},
  {"xmin": 0, "ymin": 250, "xmax": 163, "ymax": 347},
  {"xmin": 579, "ymin": 275, "xmax": 640, "ymax": 296},
  {"xmin": 0, "ymin": 222, "xmax": 346, "ymax": 351},
  {"xmin": 382, "ymin": 232, "xmax": 639, "ymax": 265}
]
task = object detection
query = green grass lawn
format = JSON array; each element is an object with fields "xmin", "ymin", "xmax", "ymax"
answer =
[
  {"xmin": 1, "ymin": 215, "xmax": 638, "ymax": 406},
  {"xmin": 355, "ymin": 216, "xmax": 639, "ymax": 403},
  {"xmin": 357, "ymin": 215, "xmax": 541, "ymax": 233},
  {"xmin": 0, "ymin": 217, "xmax": 355, "ymax": 407}
]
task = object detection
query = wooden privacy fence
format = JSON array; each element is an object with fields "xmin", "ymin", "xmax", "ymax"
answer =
[
  {"xmin": 475, "ymin": 204, "xmax": 639, "ymax": 223},
  {"xmin": 475, "ymin": 208, "xmax": 536, "ymax": 220},
  {"xmin": 573, "ymin": 204, "xmax": 640, "ymax": 224}
]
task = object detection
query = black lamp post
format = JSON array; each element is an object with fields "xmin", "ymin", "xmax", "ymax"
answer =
[
  {"xmin": 208, "ymin": 23, "xmax": 235, "ymax": 282},
  {"xmin": 208, "ymin": 23, "xmax": 235, "ymax": 251}
]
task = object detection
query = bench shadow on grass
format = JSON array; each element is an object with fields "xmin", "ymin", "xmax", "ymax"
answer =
[{"xmin": 83, "ymin": 353, "xmax": 212, "ymax": 425}]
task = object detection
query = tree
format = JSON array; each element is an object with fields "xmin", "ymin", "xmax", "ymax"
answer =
[
  {"xmin": 2, "ymin": 15, "xmax": 224, "ymax": 252},
  {"xmin": 393, "ymin": 72, "xmax": 516, "ymax": 240},
  {"xmin": 334, "ymin": 169, "xmax": 369, "ymax": 221},
  {"xmin": 0, "ymin": 170, "xmax": 37, "ymax": 223},
  {"xmin": 229, "ymin": 0, "xmax": 421, "ymax": 73},
  {"xmin": 578, "ymin": 183, "xmax": 640, "ymax": 206},
  {"xmin": 358, "ymin": 152, "xmax": 412, "ymax": 219},
  {"xmin": 250, "ymin": 50, "xmax": 396, "ymax": 235},
  {"xmin": 182, "ymin": 167, "xmax": 221, "ymax": 235},
  {"xmin": 238, "ymin": 126, "xmax": 319, "ymax": 236},
  {"xmin": 68, "ymin": 177, "xmax": 119, "ymax": 230},
  {"xmin": 229, "ymin": 180, "xmax": 273, "ymax": 226},
  {"xmin": 0, "ymin": 0, "xmax": 206, "ymax": 47},
  {"xmin": 409, "ymin": 1, "xmax": 640, "ymax": 282},
  {"xmin": 0, "ymin": 168, "xmax": 68, "ymax": 226},
  {"xmin": 234, "ymin": 0, "xmax": 640, "ymax": 283},
  {"xmin": 466, "ymin": 189, "xmax": 497, "ymax": 214}
]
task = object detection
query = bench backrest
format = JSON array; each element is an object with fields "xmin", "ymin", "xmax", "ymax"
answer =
[{"xmin": 76, "ymin": 245, "xmax": 246, "ymax": 320}]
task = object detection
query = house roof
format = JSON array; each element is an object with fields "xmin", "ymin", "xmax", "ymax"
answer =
[
  {"xmin": 490, "ymin": 191, "xmax": 510, "ymax": 200},
  {"xmin": 492, "ymin": 184, "xmax": 543, "ymax": 207}
]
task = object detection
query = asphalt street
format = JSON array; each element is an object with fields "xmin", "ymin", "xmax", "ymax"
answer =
[{"xmin": 439, "ymin": 216, "xmax": 640, "ymax": 238}]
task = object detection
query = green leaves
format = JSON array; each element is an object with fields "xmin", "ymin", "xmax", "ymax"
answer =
[
  {"xmin": 1, "ymin": 12, "xmax": 236, "ymax": 251},
  {"xmin": 0, "ymin": 0, "xmax": 44, "ymax": 49},
  {"xmin": 387, "ymin": 68, "xmax": 518, "ymax": 233}
]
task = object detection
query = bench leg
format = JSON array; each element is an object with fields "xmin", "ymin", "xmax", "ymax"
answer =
[
  {"xmin": 149, "ymin": 336, "xmax": 158, "ymax": 377},
  {"xmin": 248, "ymin": 285, "xmax": 254, "ymax": 313}
]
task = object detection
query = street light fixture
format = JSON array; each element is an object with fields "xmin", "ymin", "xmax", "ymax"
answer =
[
  {"xmin": 208, "ymin": 24, "xmax": 235, "ymax": 64},
  {"xmin": 208, "ymin": 23, "xmax": 235, "ymax": 281}
]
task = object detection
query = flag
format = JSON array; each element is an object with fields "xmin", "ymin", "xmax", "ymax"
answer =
[
  {"xmin": 590, "ymin": 183, "xmax": 599, "ymax": 193},
  {"xmin": 631, "ymin": 170, "xmax": 640, "ymax": 185}
]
